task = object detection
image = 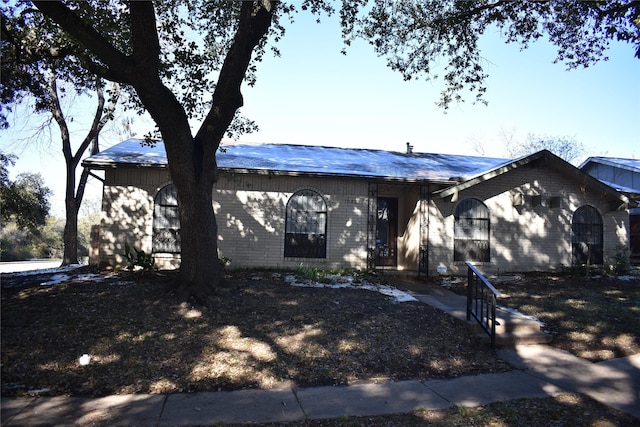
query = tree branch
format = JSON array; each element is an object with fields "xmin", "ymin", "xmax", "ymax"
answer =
[
  {"xmin": 72, "ymin": 76, "xmax": 106, "ymax": 168},
  {"xmin": 431, "ymin": 0, "xmax": 512, "ymax": 26},
  {"xmin": 75, "ymin": 81, "xmax": 119, "ymax": 208},
  {"xmin": 195, "ymin": 1, "xmax": 276, "ymax": 144},
  {"xmin": 32, "ymin": 1, "xmax": 131, "ymax": 81},
  {"xmin": 129, "ymin": 1, "xmax": 161, "ymax": 73},
  {"xmin": 47, "ymin": 72, "xmax": 72, "ymax": 164}
]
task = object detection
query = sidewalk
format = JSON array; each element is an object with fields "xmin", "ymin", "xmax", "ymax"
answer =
[
  {"xmin": 2, "ymin": 348, "xmax": 639, "ymax": 426},
  {"xmin": 2, "ymin": 278, "xmax": 639, "ymax": 426}
]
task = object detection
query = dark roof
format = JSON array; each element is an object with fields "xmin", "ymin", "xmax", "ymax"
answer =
[{"xmin": 83, "ymin": 139, "xmax": 511, "ymax": 182}]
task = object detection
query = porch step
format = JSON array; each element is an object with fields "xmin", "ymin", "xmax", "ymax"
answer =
[
  {"xmin": 476, "ymin": 329, "xmax": 553, "ymax": 346},
  {"xmin": 493, "ymin": 331, "xmax": 554, "ymax": 346},
  {"xmin": 472, "ymin": 308, "xmax": 553, "ymax": 346}
]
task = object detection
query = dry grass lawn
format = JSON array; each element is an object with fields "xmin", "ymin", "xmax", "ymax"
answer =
[
  {"xmin": 2, "ymin": 268, "xmax": 638, "ymax": 426},
  {"xmin": 1, "ymin": 269, "xmax": 508, "ymax": 397}
]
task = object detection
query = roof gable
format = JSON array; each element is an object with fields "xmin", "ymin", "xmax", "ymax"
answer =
[{"xmin": 435, "ymin": 150, "xmax": 633, "ymax": 209}]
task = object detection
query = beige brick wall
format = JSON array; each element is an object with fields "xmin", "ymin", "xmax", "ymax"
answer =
[
  {"xmin": 98, "ymin": 169, "xmax": 375, "ymax": 271},
  {"xmin": 428, "ymin": 164, "xmax": 629, "ymax": 276},
  {"xmin": 98, "ymin": 169, "xmax": 172, "ymax": 269},
  {"xmin": 214, "ymin": 172, "xmax": 371, "ymax": 270},
  {"xmin": 97, "ymin": 163, "xmax": 629, "ymax": 275}
]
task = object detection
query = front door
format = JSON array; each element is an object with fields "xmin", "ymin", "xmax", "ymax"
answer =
[{"xmin": 376, "ymin": 197, "xmax": 398, "ymax": 267}]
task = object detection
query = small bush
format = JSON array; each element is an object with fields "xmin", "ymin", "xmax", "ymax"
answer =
[
  {"xmin": 124, "ymin": 243, "xmax": 155, "ymax": 274},
  {"xmin": 295, "ymin": 264, "xmax": 347, "ymax": 283},
  {"xmin": 219, "ymin": 256, "xmax": 231, "ymax": 270},
  {"xmin": 609, "ymin": 245, "xmax": 631, "ymax": 277}
]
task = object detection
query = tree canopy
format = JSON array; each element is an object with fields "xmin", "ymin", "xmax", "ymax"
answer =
[
  {"xmin": 5, "ymin": 2, "xmax": 637, "ymax": 117},
  {"xmin": 2, "ymin": 0, "xmax": 638, "ymax": 300},
  {"xmin": 356, "ymin": 1, "xmax": 639, "ymax": 107}
]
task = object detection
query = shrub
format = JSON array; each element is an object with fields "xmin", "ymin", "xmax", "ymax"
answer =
[
  {"xmin": 219, "ymin": 256, "xmax": 232, "ymax": 270},
  {"xmin": 609, "ymin": 245, "xmax": 631, "ymax": 277},
  {"xmin": 124, "ymin": 243, "xmax": 155, "ymax": 274}
]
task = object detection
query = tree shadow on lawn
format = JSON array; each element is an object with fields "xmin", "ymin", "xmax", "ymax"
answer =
[
  {"xmin": 1, "ymin": 270, "xmax": 509, "ymax": 397},
  {"xmin": 439, "ymin": 273, "xmax": 640, "ymax": 362}
]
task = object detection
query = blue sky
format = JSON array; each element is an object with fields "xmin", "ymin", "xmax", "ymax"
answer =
[
  {"xmin": 236, "ymin": 11, "xmax": 639, "ymax": 158},
  {"xmin": 2, "ymin": 10, "xmax": 639, "ymax": 216}
]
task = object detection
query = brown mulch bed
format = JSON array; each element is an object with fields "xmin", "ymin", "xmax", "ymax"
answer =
[{"xmin": 1, "ymin": 269, "xmax": 509, "ymax": 397}]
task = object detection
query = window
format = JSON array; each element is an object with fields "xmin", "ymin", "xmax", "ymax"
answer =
[
  {"xmin": 153, "ymin": 184, "xmax": 180, "ymax": 253},
  {"xmin": 454, "ymin": 198, "xmax": 490, "ymax": 262},
  {"xmin": 284, "ymin": 190, "xmax": 327, "ymax": 258},
  {"xmin": 572, "ymin": 205, "xmax": 603, "ymax": 265}
]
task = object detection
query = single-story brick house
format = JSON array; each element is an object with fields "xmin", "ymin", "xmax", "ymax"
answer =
[
  {"xmin": 83, "ymin": 139, "xmax": 635, "ymax": 275},
  {"xmin": 579, "ymin": 156, "xmax": 640, "ymax": 265}
]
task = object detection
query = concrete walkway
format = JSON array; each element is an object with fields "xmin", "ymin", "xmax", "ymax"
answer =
[
  {"xmin": 2, "ymin": 276, "xmax": 639, "ymax": 426},
  {"xmin": 2, "ymin": 348, "xmax": 639, "ymax": 426}
]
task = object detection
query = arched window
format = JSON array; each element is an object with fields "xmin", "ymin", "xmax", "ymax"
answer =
[
  {"xmin": 153, "ymin": 184, "xmax": 180, "ymax": 253},
  {"xmin": 454, "ymin": 198, "xmax": 490, "ymax": 262},
  {"xmin": 284, "ymin": 190, "xmax": 327, "ymax": 258},
  {"xmin": 572, "ymin": 205, "xmax": 603, "ymax": 265}
]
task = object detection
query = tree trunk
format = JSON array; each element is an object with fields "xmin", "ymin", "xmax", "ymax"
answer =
[
  {"xmin": 174, "ymin": 173, "xmax": 222, "ymax": 301},
  {"xmin": 127, "ymin": 2, "xmax": 276, "ymax": 302},
  {"xmin": 62, "ymin": 163, "xmax": 79, "ymax": 265},
  {"xmin": 52, "ymin": 77, "xmax": 114, "ymax": 266}
]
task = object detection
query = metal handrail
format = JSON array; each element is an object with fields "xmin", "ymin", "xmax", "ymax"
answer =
[{"xmin": 466, "ymin": 262, "xmax": 501, "ymax": 348}]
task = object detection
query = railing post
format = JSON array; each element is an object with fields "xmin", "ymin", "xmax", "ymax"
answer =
[
  {"xmin": 466, "ymin": 262, "xmax": 501, "ymax": 349},
  {"xmin": 490, "ymin": 291, "xmax": 497, "ymax": 348},
  {"xmin": 466, "ymin": 266, "xmax": 473, "ymax": 321}
]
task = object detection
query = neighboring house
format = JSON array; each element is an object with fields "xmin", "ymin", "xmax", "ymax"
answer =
[
  {"xmin": 580, "ymin": 156, "xmax": 640, "ymax": 265},
  {"xmin": 83, "ymin": 139, "xmax": 634, "ymax": 275}
]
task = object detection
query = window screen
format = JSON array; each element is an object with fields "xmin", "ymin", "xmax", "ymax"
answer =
[
  {"xmin": 454, "ymin": 198, "xmax": 490, "ymax": 262},
  {"xmin": 572, "ymin": 205, "xmax": 603, "ymax": 265},
  {"xmin": 284, "ymin": 190, "xmax": 327, "ymax": 258},
  {"xmin": 153, "ymin": 184, "xmax": 181, "ymax": 253}
]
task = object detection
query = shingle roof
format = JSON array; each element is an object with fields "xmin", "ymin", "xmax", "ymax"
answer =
[{"xmin": 83, "ymin": 139, "xmax": 511, "ymax": 182}]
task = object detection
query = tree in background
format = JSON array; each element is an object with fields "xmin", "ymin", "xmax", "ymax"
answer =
[
  {"xmin": 507, "ymin": 134, "xmax": 586, "ymax": 164},
  {"xmin": 7, "ymin": 0, "xmax": 638, "ymax": 301},
  {"xmin": 0, "ymin": 152, "xmax": 56, "ymax": 260},
  {"xmin": 0, "ymin": 153, "xmax": 51, "ymax": 231},
  {"xmin": 52, "ymin": 77, "xmax": 120, "ymax": 266},
  {"xmin": 1, "ymin": 172, "xmax": 51, "ymax": 231},
  {"xmin": 0, "ymin": 151, "xmax": 15, "ymax": 191},
  {"xmin": 1, "ymin": 6, "xmax": 121, "ymax": 265}
]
